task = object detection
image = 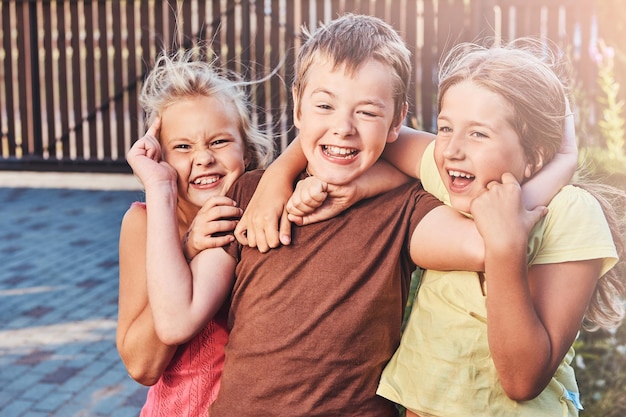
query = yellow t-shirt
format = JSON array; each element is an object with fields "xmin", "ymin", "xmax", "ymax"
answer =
[{"xmin": 377, "ymin": 142, "xmax": 618, "ymax": 417}]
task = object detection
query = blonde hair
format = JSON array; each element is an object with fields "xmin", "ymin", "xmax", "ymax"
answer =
[
  {"xmin": 139, "ymin": 48, "xmax": 275, "ymax": 170},
  {"xmin": 438, "ymin": 39, "xmax": 625, "ymax": 330},
  {"xmin": 293, "ymin": 13, "xmax": 412, "ymax": 125}
]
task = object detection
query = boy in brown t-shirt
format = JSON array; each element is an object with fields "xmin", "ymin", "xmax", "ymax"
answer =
[{"xmin": 146, "ymin": 14, "xmax": 485, "ymax": 417}]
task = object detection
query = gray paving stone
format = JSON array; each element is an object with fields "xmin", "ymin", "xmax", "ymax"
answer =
[{"xmin": 1, "ymin": 187, "xmax": 146, "ymax": 417}]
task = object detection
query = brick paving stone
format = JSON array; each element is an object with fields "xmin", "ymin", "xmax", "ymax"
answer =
[{"xmin": 0, "ymin": 187, "xmax": 148, "ymax": 417}]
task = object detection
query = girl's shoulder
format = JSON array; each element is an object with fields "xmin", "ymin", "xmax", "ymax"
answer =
[
  {"xmin": 548, "ymin": 184, "xmax": 600, "ymax": 213},
  {"xmin": 120, "ymin": 201, "xmax": 148, "ymax": 231},
  {"xmin": 130, "ymin": 201, "xmax": 147, "ymax": 210}
]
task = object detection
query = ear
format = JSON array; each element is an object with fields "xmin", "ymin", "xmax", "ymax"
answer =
[
  {"xmin": 292, "ymin": 87, "xmax": 301, "ymax": 128},
  {"xmin": 524, "ymin": 152, "xmax": 544, "ymax": 179},
  {"xmin": 386, "ymin": 102, "xmax": 409, "ymax": 143}
]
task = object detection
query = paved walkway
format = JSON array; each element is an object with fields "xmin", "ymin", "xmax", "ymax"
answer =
[{"xmin": 0, "ymin": 173, "xmax": 150, "ymax": 417}]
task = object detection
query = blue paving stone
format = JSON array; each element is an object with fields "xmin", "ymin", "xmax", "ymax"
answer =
[{"xmin": 0, "ymin": 187, "xmax": 144, "ymax": 417}]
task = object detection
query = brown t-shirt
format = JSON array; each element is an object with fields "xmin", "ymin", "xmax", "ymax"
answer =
[{"xmin": 211, "ymin": 170, "xmax": 442, "ymax": 417}]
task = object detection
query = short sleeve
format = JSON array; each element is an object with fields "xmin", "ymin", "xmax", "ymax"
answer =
[
  {"xmin": 528, "ymin": 185, "xmax": 618, "ymax": 277},
  {"xmin": 419, "ymin": 141, "xmax": 451, "ymax": 206}
]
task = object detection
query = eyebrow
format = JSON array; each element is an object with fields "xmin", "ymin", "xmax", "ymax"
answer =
[
  {"xmin": 310, "ymin": 88, "xmax": 388, "ymax": 108},
  {"xmin": 437, "ymin": 114, "xmax": 495, "ymax": 129}
]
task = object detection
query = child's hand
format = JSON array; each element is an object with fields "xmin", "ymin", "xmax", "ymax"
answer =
[
  {"xmin": 183, "ymin": 196, "xmax": 243, "ymax": 261},
  {"xmin": 470, "ymin": 173, "xmax": 547, "ymax": 250},
  {"xmin": 234, "ymin": 178, "xmax": 293, "ymax": 253},
  {"xmin": 126, "ymin": 119, "xmax": 177, "ymax": 188},
  {"xmin": 286, "ymin": 177, "xmax": 358, "ymax": 226}
]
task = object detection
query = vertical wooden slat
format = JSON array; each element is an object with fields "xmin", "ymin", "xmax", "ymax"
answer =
[
  {"xmin": 182, "ymin": 0, "xmax": 193, "ymax": 46},
  {"xmin": 211, "ymin": 0, "xmax": 222, "ymax": 67},
  {"xmin": 85, "ymin": 0, "xmax": 98, "ymax": 156},
  {"xmin": 97, "ymin": 0, "xmax": 111, "ymax": 159},
  {"xmin": 404, "ymin": 0, "xmax": 418, "ymax": 125},
  {"xmin": 546, "ymin": 3, "xmax": 561, "ymax": 45},
  {"xmin": 269, "ymin": 0, "xmax": 282, "ymax": 147},
  {"xmin": 41, "ymin": 1, "xmax": 56, "ymax": 159},
  {"xmin": 254, "ymin": 0, "xmax": 267, "ymax": 131},
  {"xmin": 421, "ymin": 0, "xmax": 435, "ymax": 132},
  {"xmin": 284, "ymin": 0, "xmax": 297, "ymax": 147},
  {"xmin": 126, "ymin": 0, "xmax": 139, "ymax": 146},
  {"xmin": 225, "ymin": 0, "xmax": 236, "ymax": 70},
  {"xmin": 16, "ymin": 2, "xmax": 34, "ymax": 157},
  {"xmin": 55, "ymin": 1, "xmax": 70, "ymax": 159},
  {"xmin": 111, "ymin": 1, "xmax": 124, "ymax": 160},
  {"xmin": 70, "ymin": 1, "xmax": 85, "ymax": 159},
  {"xmin": 3, "ymin": 1, "xmax": 17, "ymax": 157},
  {"xmin": 167, "ymin": 0, "xmax": 177, "ymax": 49},
  {"xmin": 0, "ymin": 2, "xmax": 4, "ymax": 157}
]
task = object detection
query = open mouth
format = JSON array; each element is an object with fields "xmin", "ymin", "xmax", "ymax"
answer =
[
  {"xmin": 322, "ymin": 145, "xmax": 359, "ymax": 159},
  {"xmin": 192, "ymin": 175, "xmax": 220, "ymax": 185},
  {"xmin": 448, "ymin": 169, "xmax": 474, "ymax": 187}
]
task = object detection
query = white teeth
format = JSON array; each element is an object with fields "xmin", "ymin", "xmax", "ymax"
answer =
[
  {"xmin": 193, "ymin": 176, "xmax": 219, "ymax": 185},
  {"xmin": 448, "ymin": 170, "xmax": 474, "ymax": 179},
  {"xmin": 323, "ymin": 145, "xmax": 357, "ymax": 157}
]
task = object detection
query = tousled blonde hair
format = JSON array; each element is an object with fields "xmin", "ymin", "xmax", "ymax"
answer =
[{"xmin": 139, "ymin": 48, "xmax": 275, "ymax": 170}]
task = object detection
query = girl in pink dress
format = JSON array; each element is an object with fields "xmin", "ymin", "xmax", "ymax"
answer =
[{"xmin": 116, "ymin": 49, "xmax": 274, "ymax": 416}]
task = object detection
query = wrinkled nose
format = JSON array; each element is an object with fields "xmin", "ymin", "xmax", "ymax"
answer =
[{"xmin": 195, "ymin": 148, "xmax": 216, "ymax": 165}]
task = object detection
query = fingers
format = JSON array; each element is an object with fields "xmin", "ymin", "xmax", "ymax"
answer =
[
  {"xmin": 279, "ymin": 208, "xmax": 292, "ymax": 245},
  {"xmin": 234, "ymin": 221, "xmax": 249, "ymax": 245},
  {"xmin": 146, "ymin": 117, "xmax": 161, "ymax": 139},
  {"xmin": 287, "ymin": 179, "xmax": 328, "ymax": 216}
]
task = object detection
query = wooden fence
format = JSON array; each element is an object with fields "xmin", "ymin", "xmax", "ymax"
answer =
[{"xmin": 0, "ymin": 0, "xmax": 597, "ymax": 173}]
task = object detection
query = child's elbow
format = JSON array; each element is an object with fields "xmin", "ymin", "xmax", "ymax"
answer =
[
  {"xmin": 500, "ymin": 378, "xmax": 546, "ymax": 402},
  {"xmin": 117, "ymin": 349, "xmax": 163, "ymax": 386},
  {"xmin": 126, "ymin": 364, "xmax": 162, "ymax": 386},
  {"xmin": 155, "ymin": 323, "xmax": 191, "ymax": 346}
]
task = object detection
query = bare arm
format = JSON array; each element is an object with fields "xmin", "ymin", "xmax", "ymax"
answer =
[
  {"xmin": 472, "ymin": 173, "xmax": 599, "ymax": 401},
  {"xmin": 382, "ymin": 125, "xmax": 435, "ymax": 178},
  {"xmin": 286, "ymin": 160, "xmax": 411, "ymax": 226},
  {"xmin": 410, "ymin": 204, "xmax": 485, "ymax": 271},
  {"xmin": 236, "ymin": 132, "xmax": 417, "ymax": 249},
  {"xmin": 234, "ymin": 137, "xmax": 306, "ymax": 252},
  {"xmin": 520, "ymin": 104, "xmax": 578, "ymax": 209},
  {"xmin": 142, "ymin": 172, "xmax": 235, "ymax": 345},
  {"xmin": 116, "ymin": 206, "xmax": 176, "ymax": 386}
]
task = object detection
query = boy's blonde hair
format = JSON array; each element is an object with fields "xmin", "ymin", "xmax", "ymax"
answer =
[
  {"xmin": 139, "ymin": 48, "xmax": 275, "ymax": 170},
  {"xmin": 293, "ymin": 13, "xmax": 412, "ymax": 126},
  {"xmin": 438, "ymin": 39, "xmax": 626, "ymax": 330}
]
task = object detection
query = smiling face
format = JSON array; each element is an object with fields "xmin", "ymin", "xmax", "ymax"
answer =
[
  {"xmin": 434, "ymin": 80, "xmax": 533, "ymax": 213},
  {"xmin": 159, "ymin": 95, "xmax": 248, "ymax": 212},
  {"xmin": 293, "ymin": 58, "xmax": 405, "ymax": 185}
]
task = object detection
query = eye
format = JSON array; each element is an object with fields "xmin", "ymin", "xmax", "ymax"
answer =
[
  {"xmin": 358, "ymin": 110, "xmax": 378, "ymax": 118},
  {"xmin": 173, "ymin": 143, "xmax": 192, "ymax": 150},
  {"xmin": 437, "ymin": 126, "xmax": 452, "ymax": 133},
  {"xmin": 210, "ymin": 138, "xmax": 232, "ymax": 148},
  {"xmin": 470, "ymin": 131, "xmax": 488, "ymax": 139},
  {"xmin": 316, "ymin": 104, "xmax": 332, "ymax": 111}
]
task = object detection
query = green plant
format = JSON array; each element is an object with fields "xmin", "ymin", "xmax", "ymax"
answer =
[{"xmin": 594, "ymin": 40, "xmax": 626, "ymax": 161}]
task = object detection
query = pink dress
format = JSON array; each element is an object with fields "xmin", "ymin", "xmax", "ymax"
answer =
[{"xmin": 140, "ymin": 309, "xmax": 229, "ymax": 417}]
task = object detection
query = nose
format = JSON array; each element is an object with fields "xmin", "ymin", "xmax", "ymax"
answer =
[
  {"xmin": 333, "ymin": 113, "xmax": 355, "ymax": 138},
  {"xmin": 194, "ymin": 148, "xmax": 216, "ymax": 165},
  {"xmin": 442, "ymin": 133, "xmax": 464, "ymax": 160}
]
